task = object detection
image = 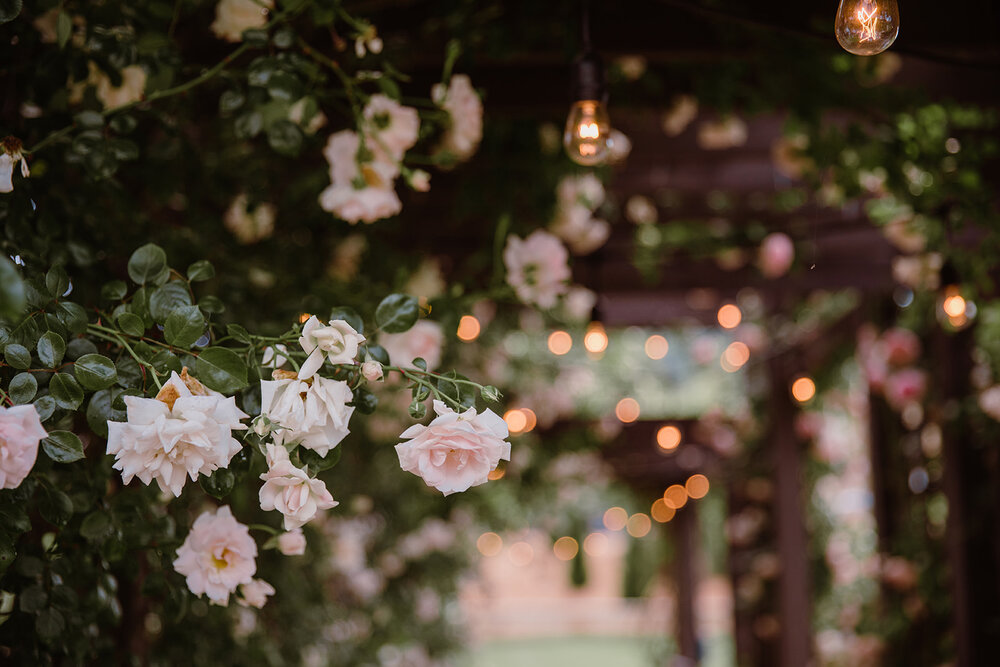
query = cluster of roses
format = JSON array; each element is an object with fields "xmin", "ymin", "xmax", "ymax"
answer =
[
  {"xmin": 80, "ymin": 315, "xmax": 511, "ymax": 608},
  {"xmin": 319, "ymin": 75, "xmax": 483, "ymax": 225}
]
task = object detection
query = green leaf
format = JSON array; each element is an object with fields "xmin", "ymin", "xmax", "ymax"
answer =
[
  {"xmin": 86, "ymin": 388, "xmax": 125, "ymax": 439},
  {"xmin": 0, "ymin": 256, "xmax": 26, "ymax": 320},
  {"xmin": 351, "ymin": 388, "xmax": 378, "ymax": 415},
  {"xmin": 199, "ymin": 469, "xmax": 235, "ymax": 498},
  {"xmin": 149, "ymin": 282, "xmax": 193, "ymax": 324},
  {"xmin": 196, "ymin": 348, "xmax": 248, "ymax": 394},
  {"xmin": 267, "ymin": 120, "xmax": 304, "ymax": 156},
  {"xmin": 45, "ymin": 265, "xmax": 70, "ymax": 299},
  {"xmin": 116, "ymin": 312, "xmax": 145, "ymax": 337},
  {"xmin": 37, "ymin": 332, "xmax": 66, "ymax": 368},
  {"xmin": 56, "ymin": 10, "xmax": 72, "ymax": 48},
  {"xmin": 149, "ymin": 349, "xmax": 182, "ymax": 375},
  {"xmin": 408, "ymin": 400, "xmax": 427, "ymax": 420},
  {"xmin": 0, "ymin": 0, "xmax": 23, "ymax": 25},
  {"xmin": 33, "ymin": 396, "xmax": 56, "ymax": 422},
  {"xmin": 39, "ymin": 488, "xmax": 74, "ymax": 527},
  {"xmin": 330, "ymin": 307, "xmax": 364, "ymax": 335},
  {"xmin": 49, "ymin": 373, "xmax": 84, "ymax": 410},
  {"xmin": 198, "ymin": 295, "xmax": 225, "ymax": 315},
  {"xmin": 74, "ymin": 354, "xmax": 118, "ymax": 390},
  {"xmin": 186, "ymin": 260, "xmax": 215, "ymax": 282},
  {"xmin": 4, "ymin": 343, "xmax": 31, "ymax": 370},
  {"xmin": 225, "ymin": 323, "xmax": 251, "ymax": 344},
  {"xmin": 55, "ymin": 302, "xmax": 88, "ymax": 335},
  {"xmin": 0, "ymin": 538, "xmax": 15, "ymax": 577},
  {"xmin": 42, "ymin": 431, "xmax": 85, "ymax": 463},
  {"xmin": 234, "ymin": 111, "xmax": 263, "ymax": 139},
  {"xmin": 164, "ymin": 305, "xmax": 205, "ymax": 348},
  {"xmin": 299, "ymin": 445, "xmax": 342, "ymax": 471},
  {"xmin": 20, "ymin": 586, "xmax": 48, "ymax": 614},
  {"xmin": 481, "ymin": 385, "xmax": 503, "ymax": 403},
  {"xmin": 127, "ymin": 243, "xmax": 169, "ymax": 285},
  {"xmin": 101, "ymin": 280, "xmax": 128, "ymax": 301},
  {"xmin": 74, "ymin": 110, "xmax": 104, "ymax": 129},
  {"xmin": 66, "ymin": 337, "xmax": 98, "ymax": 360},
  {"xmin": 375, "ymin": 294, "xmax": 419, "ymax": 334},
  {"xmin": 8, "ymin": 372, "xmax": 37, "ymax": 404},
  {"xmin": 219, "ymin": 89, "xmax": 245, "ymax": 114},
  {"xmin": 80, "ymin": 511, "xmax": 113, "ymax": 542},
  {"xmin": 365, "ymin": 344, "xmax": 389, "ymax": 365}
]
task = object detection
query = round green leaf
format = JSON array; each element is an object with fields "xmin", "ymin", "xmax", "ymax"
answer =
[
  {"xmin": 149, "ymin": 281, "xmax": 193, "ymax": 324},
  {"xmin": 196, "ymin": 348, "xmax": 248, "ymax": 394},
  {"xmin": 42, "ymin": 430, "xmax": 85, "ymax": 463},
  {"xmin": 198, "ymin": 295, "xmax": 225, "ymax": 314},
  {"xmin": 66, "ymin": 337, "xmax": 98, "ymax": 360},
  {"xmin": 186, "ymin": 260, "xmax": 215, "ymax": 282},
  {"xmin": 8, "ymin": 372, "xmax": 37, "ymax": 404},
  {"xmin": 49, "ymin": 373, "xmax": 84, "ymax": 410},
  {"xmin": 375, "ymin": 294, "xmax": 419, "ymax": 334},
  {"xmin": 74, "ymin": 354, "xmax": 118, "ymax": 390},
  {"xmin": 101, "ymin": 280, "xmax": 128, "ymax": 301},
  {"xmin": 20, "ymin": 586, "xmax": 48, "ymax": 614},
  {"xmin": 55, "ymin": 302, "xmax": 88, "ymax": 335},
  {"xmin": 45, "ymin": 265, "xmax": 69, "ymax": 299},
  {"xmin": 267, "ymin": 120, "xmax": 304, "ymax": 156},
  {"xmin": 86, "ymin": 388, "xmax": 125, "ymax": 438},
  {"xmin": 4, "ymin": 343, "xmax": 31, "ymax": 370},
  {"xmin": 0, "ymin": 0, "xmax": 24, "ymax": 25},
  {"xmin": 37, "ymin": 331, "xmax": 66, "ymax": 368},
  {"xmin": 0, "ymin": 256, "xmax": 26, "ymax": 320},
  {"xmin": 330, "ymin": 306, "xmax": 364, "ymax": 335},
  {"xmin": 164, "ymin": 305, "xmax": 205, "ymax": 349},
  {"xmin": 199, "ymin": 469, "xmax": 235, "ymax": 498},
  {"xmin": 32, "ymin": 396, "xmax": 56, "ymax": 422},
  {"xmin": 80, "ymin": 511, "xmax": 113, "ymax": 542},
  {"xmin": 127, "ymin": 243, "xmax": 169, "ymax": 285},
  {"xmin": 300, "ymin": 445, "xmax": 342, "ymax": 471},
  {"xmin": 39, "ymin": 488, "xmax": 74, "ymax": 527},
  {"xmin": 116, "ymin": 312, "xmax": 145, "ymax": 337},
  {"xmin": 225, "ymin": 323, "xmax": 251, "ymax": 343}
]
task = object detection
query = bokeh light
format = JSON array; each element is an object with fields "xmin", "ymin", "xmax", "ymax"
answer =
[
  {"xmin": 553, "ymin": 536, "xmax": 579, "ymax": 561},
  {"xmin": 547, "ymin": 330, "xmax": 573, "ymax": 355},
  {"xmin": 663, "ymin": 484, "xmax": 689, "ymax": 509},
  {"xmin": 583, "ymin": 322, "xmax": 609, "ymax": 354},
  {"xmin": 942, "ymin": 291, "xmax": 966, "ymax": 318},
  {"xmin": 456, "ymin": 315, "xmax": 481, "ymax": 342},
  {"xmin": 645, "ymin": 335, "xmax": 669, "ymax": 360},
  {"xmin": 603, "ymin": 507, "xmax": 628, "ymax": 531},
  {"xmin": 615, "ymin": 398, "xmax": 641, "ymax": 423},
  {"xmin": 685, "ymin": 474, "xmax": 710, "ymax": 499},
  {"xmin": 476, "ymin": 532, "xmax": 503, "ymax": 557},
  {"xmin": 504, "ymin": 409, "xmax": 527, "ymax": 433},
  {"xmin": 626, "ymin": 513, "xmax": 652, "ymax": 538},
  {"xmin": 791, "ymin": 376, "xmax": 816, "ymax": 403},
  {"xmin": 721, "ymin": 341, "xmax": 750, "ymax": 372},
  {"xmin": 488, "ymin": 463, "xmax": 506, "ymax": 481},
  {"xmin": 298, "ymin": 312, "xmax": 311, "ymax": 323},
  {"xmin": 583, "ymin": 532, "xmax": 608, "ymax": 556},
  {"xmin": 657, "ymin": 425, "xmax": 682, "ymax": 451},
  {"xmin": 717, "ymin": 304, "xmax": 742, "ymax": 329},
  {"xmin": 651, "ymin": 498, "xmax": 676, "ymax": 523},
  {"xmin": 519, "ymin": 408, "xmax": 537, "ymax": 433},
  {"xmin": 508, "ymin": 541, "xmax": 534, "ymax": 566}
]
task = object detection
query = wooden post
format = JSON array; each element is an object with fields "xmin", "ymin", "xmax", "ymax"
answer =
[
  {"xmin": 675, "ymin": 504, "xmax": 699, "ymax": 662},
  {"xmin": 767, "ymin": 354, "xmax": 811, "ymax": 667}
]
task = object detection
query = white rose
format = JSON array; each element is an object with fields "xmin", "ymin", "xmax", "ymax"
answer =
[
  {"xmin": 259, "ymin": 373, "xmax": 355, "ymax": 457},
  {"xmin": 211, "ymin": 0, "xmax": 273, "ymax": 42},
  {"xmin": 259, "ymin": 444, "xmax": 338, "ymax": 530},
  {"xmin": 277, "ymin": 528, "xmax": 307, "ymax": 556},
  {"xmin": 260, "ymin": 344, "xmax": 288, "ymax": 369},
  {"xmin": 433, "ymin": 75, "xmax": 483, "ymax": 162},
  {"xmin": 0, "ymin": 138, "xmax": 30, "ymax": 194},
  {"xmin": 298, "ymin": 316, "xmax": 366, "ymax": 379},
  {"xmin": 362, "ymin": 360, "xmax": 384, "ymax": 382},
  {"xmin": 394, "ymin": 401, "xmax": 511, "ymax": 495},
  {"xmin": 237, "ymin": 578, "xmax": 275, "ymax": 609},
  {"xmin": 0, "ymin": 405, "xmax": 47, "ymax": 489},
  {"xmin": 172, "ymin": 506, "xmax": 257, "ymax": 606}
]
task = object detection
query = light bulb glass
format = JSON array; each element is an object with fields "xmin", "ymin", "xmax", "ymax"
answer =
[
  {"xmin": 564, "ymin": 100, "xmax": 611, "ymax": 166},
  {"xmin": 835, "ymin": 0, "xmax": 899, "ymax": 56}
]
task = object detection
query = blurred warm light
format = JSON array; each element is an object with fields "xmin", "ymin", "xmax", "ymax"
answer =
[
  {"xmin": 553, "ymin": 536, "xmax": 579, "ymax": 561},
  {"xmin": 488, "ymin": 464, "xmax": 506, "ymax": 481},
  {"xmin": 722, "ymin": 341, "xmax": 750, "ymax": 372},
  {"xmin": 685, "ymin": 474, "xmax": 710, "ymax": 499},
  {"xmin": 942, "ymin": 291, "xmax": 966, "ymax": 318},
  {"xmin": 645, "ymin": 334, "xmax": 669, "ymax": 360},
  {"xmin": 520, "ymin": 408, "xmax": 537, "ymax": 433},
  {"xmin": 298, "ymin": 313, "xmax": 311, "ymax": 324},
  {"xmin": 508, "ymin": 541, "xmax": 534, "ymax": 567},
  {"xmin": 547, "ymin": 330, "xmax": 573, "ymax": 355},
  {"xmin": 583, "ymin": 532, "xmax": 608, "ymax": 556},
  {"xmin": 584, "ymin": 322, "xmax": 609, "ymax": 354},
  {"xmin": 663, "ymin": 484, "xmax": 689, "ymax": 509},
  {"xmin": 657, "ymin": 425, "xmax": 682, "ymax": 451},
  {"xmin": 717, "ymin": 304, "xmax": 742, "ymax": 329},
  {"xmin": 603, "ymin": 507, "xmax": 628, "ymax": 531},
  {"xmin": 791, "ymin": 376, "xmax": 816, "ymax": 403},
  {"xmin": 615, "ymin": 398, "xmax": 640, "ymax": 423},
  {"xmin": 651, "ymin": 498, "xmax": 676, "ymax": 523},
  {"xmin": 457, "ymin": 315, "xmax": 481, "ymax": 342},
  {"xmin": 504, "ymin": 409, "xmax": 528, "ymax": 434},
  {"xmin": 626, "ymin": 513, "xmax": 652, "ymax": 538},
  {"xmin": 476, "ymin": 532, "xmax": 503, "ymax": 557}
]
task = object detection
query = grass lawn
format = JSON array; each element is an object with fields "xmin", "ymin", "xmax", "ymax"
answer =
[{"xmin": 469, "ymin": 636, "xmax": 660, "ymax": 667}]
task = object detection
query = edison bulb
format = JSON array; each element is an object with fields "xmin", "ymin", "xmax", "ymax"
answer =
[
  {"xmin": 835, "ymin": 0, "xmax": 899, "ymax": 56},
  {"xmin": 564, "ymin": 100, "xmax": 611, "ymax": 166}
]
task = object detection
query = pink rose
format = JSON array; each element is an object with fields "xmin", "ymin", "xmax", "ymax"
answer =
[
  {"xmin": 882, "ymin": 328, "xmax": 920, "ymax": 367},
  {"xmin": 758, "ymin": 232, "xmax": 795, "ymax": 278},
  {"xmin": 258, "ymin": 444, "xmax": 338, "ymax": 530},
  {"xmin": 277, "ymin": 528, "xmax": 306, "ymax": 556},
  {"xmin": 0, "ymin": 405, "xmax": 47, "ymax": 489},
  {"xmin": 380, "ymin": 320, "xmax": 444, "ymax": 371},
  {"xmin": 503, "ymin": 230, "xmax": 571, "ymax": 309},
  {"xmin": 395, "ymin": 401, "xmax": 511, "ymax": 495},
  {"xmin": 173, "ymin": 506, "xmax": 257, "ymax": 605},
  {"xmin": 884, "ymin": 369, "xmax": 928, "ymax": 411},
  {"xmin": 237, "ymin": 578, "xmax": 275, "ymax": 608}
]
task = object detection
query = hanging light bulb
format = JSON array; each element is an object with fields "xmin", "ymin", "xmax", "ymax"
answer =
[
  {"xmin": 835, "ymin": 0, "xmax": 900, "ymax": 56},
  {"xmin": 564, "ymin": 3, "xmax": 611, "ymax": 166},
  {"xmin": 936, "ymin": 264, "xmax": 975, "ymax": 330}
]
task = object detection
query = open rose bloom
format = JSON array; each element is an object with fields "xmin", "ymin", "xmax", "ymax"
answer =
[
  {"xmin": 0, "ymin": 405, "xmax": 47, "ymax": 490},
  {"xmin": 258, "ymin": 444, "xmax": 338, "ymax": 530},
  {"xmin": 259, "ymin": 371, "xmax": 355, "ymax": 456},
  {"xmin": 395, "ymin": 401, "xmax": 511, "ymax": 495},
  {"xmin": 503, "ymin": 230, "xmax": 571, "ymax": 309},
  {"xmin": 106, "ymin": 369, "xmax": 249, "ymax": 497},
  {"xmin": 298, "ymin": 316, "xmax": 366, "ymax": 379},
  {"xmin": 173, "ymin": 505, "xmax": 260, "ymax": 606}
]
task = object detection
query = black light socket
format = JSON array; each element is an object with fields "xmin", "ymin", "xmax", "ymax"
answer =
[{"xmin": 570, "ymin": 51, "xmax": 607, "ymax": 103}]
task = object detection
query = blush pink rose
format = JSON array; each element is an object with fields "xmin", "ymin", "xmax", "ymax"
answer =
[
  {"xmin": 884, "ymin": 368, "xmax": 928, "ymax": 411},
  {"xmin": 277, "ymin": 528, "xmax": 306, "ymax": 556},
  {"xmin": 882, "ymin": 328, "xmax": 921, "ymax": 367},
  {"xmin": 173, "ymin": 505, "xmax": 257, "ymax": 605},
  {"xmin": 380, "ymin": 320, "xmax": 444, "ymax": 371},
  {"xmin": 258, "ymin": 444, "xmax": 338, "ymax": 530},
  {"xmin": 0, "ymin": 405, "xmax": 47, "ymax": 489},
  {"xmin": 395, "ymin": 401, "xmax": 511, "ymax": 495},
  {"xmin": 503, "ymin": 230, "xmax": 571, "ymax": 309},
  {"xmin": 759, "ymin": 232, "xmax": 795, "ymax": 278}
]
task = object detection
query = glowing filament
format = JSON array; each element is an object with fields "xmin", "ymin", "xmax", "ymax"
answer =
[
  {"xmin": 578, "ymin": 122, "xmax": 601, "ymax": 139},
  {"xmin": 857, "ymin": 5, "xmax": 879, "ymax": 41}
]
